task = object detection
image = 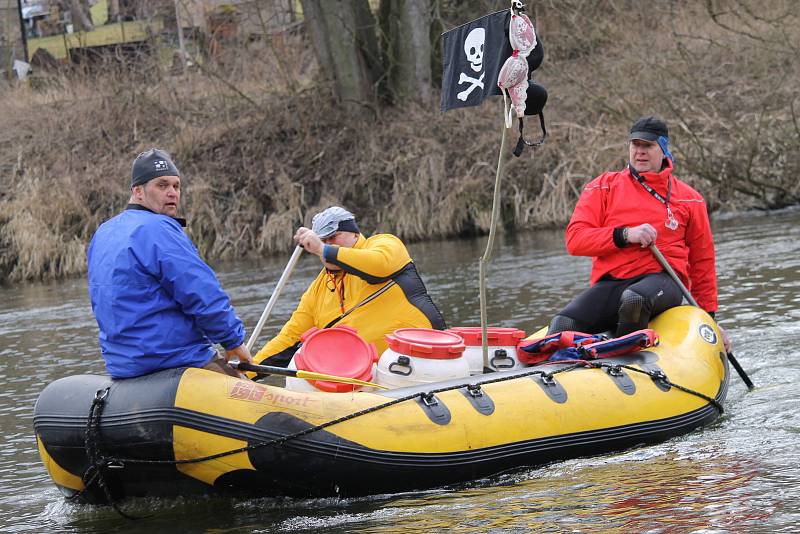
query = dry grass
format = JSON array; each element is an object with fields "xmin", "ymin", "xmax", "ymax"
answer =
[{"xmin": 1, "ymin": 0, "xmax": 798, "ymax": 282}]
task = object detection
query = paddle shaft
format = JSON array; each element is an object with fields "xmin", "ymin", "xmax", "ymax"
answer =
[
  {"xmin": 649, "ymin": 245, "xmax": 754, "ymax": 390},
  {"xmin": 246, "ymin": 246, "xmax": 303, "ymax": 352},
  {"xmin": 235, "ymin": 361, "xmax": 387, "ymax": 390}
]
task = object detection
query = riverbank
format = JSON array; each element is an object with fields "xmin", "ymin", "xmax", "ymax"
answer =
[{"xmin": 1, "ymin": 1, "xmax": 797, "ymax": 282}]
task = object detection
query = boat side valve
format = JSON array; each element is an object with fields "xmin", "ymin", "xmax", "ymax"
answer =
[
  {"xmin": 490, "ymin": 349, "xmax": 515, "ymax": 369},
  {"xmin": 389, "ymin": 356, "xmax": 413, "ymax": 376}
]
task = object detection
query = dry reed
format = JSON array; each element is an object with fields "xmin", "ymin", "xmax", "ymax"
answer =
[{"xmin": 1, "ymin": 0, "xmax": 797, "ymax": 282}]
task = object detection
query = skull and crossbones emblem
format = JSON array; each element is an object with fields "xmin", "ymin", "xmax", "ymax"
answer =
[{"xmin": 457, "ymin": 27, "xmax": 485, "ymax": 101}]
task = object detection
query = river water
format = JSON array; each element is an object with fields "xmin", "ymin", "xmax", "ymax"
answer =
[{"xmin": 1, "ymin": 209, "xmax": 798, "ymax": 532}]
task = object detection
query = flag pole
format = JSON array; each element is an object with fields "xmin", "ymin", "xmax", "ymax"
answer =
[{"xmin": 479, "ymin": 115, "xmax": 509, "ymax": 370}]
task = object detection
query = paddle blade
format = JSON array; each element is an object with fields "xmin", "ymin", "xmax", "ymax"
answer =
[
  {"xmin": 235, "ymin": 361, "xmax": 388, "ymax": 390},
  {"xmin": 294, "ymin": 370, "xmax": 388, "ymax": 390}
]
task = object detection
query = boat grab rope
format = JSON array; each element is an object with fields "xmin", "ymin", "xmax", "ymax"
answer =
[
  {"xmin": 69, "ymin": 386, "xmax": 149, "ymax": 519},
  {"xmin": 73, "ymin": 360, "xmax": 723, "ymax": 515}
]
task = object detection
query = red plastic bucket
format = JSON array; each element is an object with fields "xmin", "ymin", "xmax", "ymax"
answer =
[{"xmin": 294, "ymin": 326, "xmax": 377, "ymax": 392}]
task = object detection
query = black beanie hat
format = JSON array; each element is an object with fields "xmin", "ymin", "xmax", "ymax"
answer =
[
  {"xmin": 629, "ymin": 116, "xmax": 669, "ymax": 142},
  {"xmin": 131, "ymin": 148, "xmax": 180, "ymax": 188}
]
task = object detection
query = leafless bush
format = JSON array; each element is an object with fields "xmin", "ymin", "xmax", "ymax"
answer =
[
  {"xmin": 536, "ymin": 0, "xmax": 800, "ymax": 211},
  {"xmin": 1, "ymin": 0, "xmax": 797, "ymax": 282}
]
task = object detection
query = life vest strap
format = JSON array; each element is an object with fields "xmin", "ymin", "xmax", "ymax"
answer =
[{"xmin": 518, "ymin": 329, "xmax": 658, "ymax": 364}]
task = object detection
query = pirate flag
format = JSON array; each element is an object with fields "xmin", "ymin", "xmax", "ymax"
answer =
[{"xmin": 440, "ymin": 10, "xmax": 545, "ymax": 113}]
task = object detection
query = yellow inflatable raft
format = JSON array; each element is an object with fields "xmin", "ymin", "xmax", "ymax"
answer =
[{"xmin": 34, "ymin": 306, "xmax": 728, "ymax": 502}]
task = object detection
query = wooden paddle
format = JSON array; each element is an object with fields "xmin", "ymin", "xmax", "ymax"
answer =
[
  {"xmin": 235, "ymin": 361, "xmax": 387, "ymax": 390},
  {"xmin": 649, "ymin": 244, "xmax": 754, "ymax": 390}
]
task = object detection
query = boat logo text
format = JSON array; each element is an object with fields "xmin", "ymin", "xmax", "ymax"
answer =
[{"xmin": 228, "ymin": 381, "xmax": 316, "ymax": 407}]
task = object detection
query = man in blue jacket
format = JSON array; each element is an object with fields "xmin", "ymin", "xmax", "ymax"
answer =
[{"xmin": 87, "ymin": 148, "xmax": 252, "ymax": 379}]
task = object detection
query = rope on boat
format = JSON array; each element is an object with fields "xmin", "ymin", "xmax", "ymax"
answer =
[
  {"xmin": 75, "ymin": 360, "xmax": 723, "ymax": 514},
  {"xmin": 69, "ymin": 387, "xmax": 148, "ymax": 519}
]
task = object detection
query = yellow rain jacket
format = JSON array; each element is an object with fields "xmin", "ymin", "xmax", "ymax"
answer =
[{"xmin": 255, "ymin": 233, "xmax": 446, "ymax": 366}]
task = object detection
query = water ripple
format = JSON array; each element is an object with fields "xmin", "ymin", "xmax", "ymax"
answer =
[{"xmin": 1, "ymin": 210, "xmax": 799, "ymax": 532}]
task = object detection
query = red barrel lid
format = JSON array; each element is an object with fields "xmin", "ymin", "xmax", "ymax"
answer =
[
  {"xmin": 295, "ymin": 326, "xmax": 377, "ymax": 392},
  {"xmin": 446, "ymin": 327, "xmax": 526, "ymax": 347},
  {"xmin": 384, "ymin": 328, "xmax": 466, "ymax": 360}
]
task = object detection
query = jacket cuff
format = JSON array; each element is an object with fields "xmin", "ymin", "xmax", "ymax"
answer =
[
  {"xmin": 220, "ymin": 324, "xmax": 246, "ymax": 350},
  {"xmin": 613, "ymin": 227, "xmax": 627, "ymax": 249},
  {"xmin": 322, "ymin": 244, "xmax": 339, "ymax": 263}
]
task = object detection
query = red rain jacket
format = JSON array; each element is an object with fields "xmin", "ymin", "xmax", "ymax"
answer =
[{"xmin": 565, "ymin": 161, "xmax": 718, "ymax": 313}]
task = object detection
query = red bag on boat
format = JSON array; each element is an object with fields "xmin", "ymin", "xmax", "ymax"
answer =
[
  {"xmin": 517, "ymin": 331, "xmax": 602, "ymax": 364},
  {"xmin": 518, "ymin": 329, "xmax": 659, "ymax": 363},
  {"xmin": 579, "ymin": 329, "xmax": 659, "ymax": 359}
]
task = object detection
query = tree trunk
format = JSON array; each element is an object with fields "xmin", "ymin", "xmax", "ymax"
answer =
[
  {"xmin": 69, "ymin": 0, "xmax": 94, "ymax": 32},
  {"xmin": 108, "ymin": 0, "xmax": 120, "ymax": 22},
  {"xmin": 300, "ymin": 0, "xmax": 383, "ymax": 113},
  {"xmin": 379, "ymin": 0, "xmax": 433, "ymax": 106}
]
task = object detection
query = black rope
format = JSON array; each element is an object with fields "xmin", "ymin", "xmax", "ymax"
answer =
[
  {"xmin": 611, "ymin": 362, "xmax": 725, "ymax": 414},
  {"xmin": 71, "ymin": 387, "xmax": 148, "ymax": 520},
  {"xmin": 560, "ymin": 359, "xmax": 725, "ymax": 414}
]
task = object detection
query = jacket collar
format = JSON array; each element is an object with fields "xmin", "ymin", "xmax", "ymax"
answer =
[
  {"xmin": 353, "ymin": 233, "xmax": 366, "ymax": 249},
  {"xmin": 627, "ymin": 159, "xmax": 673, "ymax": 190},
  {"xmin": 126, "ymin": 203, "xmax": 187, "ymax": 227}
]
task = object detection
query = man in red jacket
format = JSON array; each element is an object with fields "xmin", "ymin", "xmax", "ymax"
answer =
[{"xmin": 548, "ymin": 116, "xmax": 723, "ymax": 342}]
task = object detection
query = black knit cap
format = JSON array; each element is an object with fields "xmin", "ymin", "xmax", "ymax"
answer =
[
  {"xmin": 131, "ymin": 148, "xmax": 180, "ymax": 188},
  {"xmin": 629, "ymin": 116, "xmax": 669, "ymax": 142}
]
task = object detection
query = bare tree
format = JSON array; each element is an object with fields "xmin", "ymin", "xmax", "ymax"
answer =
[
  {"xmin": 300, "ymin": 0, "xmax": 436, "ymax": 110},
  {"xmin": 69, "ymin": 0, "xmax": 94, "ymax": 32},
  {"xmin": 300, "ymin": 0, "xmax": 383, "ymax": 113},
  {"xmin": 379, "ymin": 0, "xmax": 433, "ymax": 105}
]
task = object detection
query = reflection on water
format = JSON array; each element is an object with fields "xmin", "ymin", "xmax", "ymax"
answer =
[
  {"xmin": 1, "ymin": 208, "xmax": 799, "ymax": 532},
  {"xmin": 263, "ymin": 446, "xmax": 781, "ymax": 533}
]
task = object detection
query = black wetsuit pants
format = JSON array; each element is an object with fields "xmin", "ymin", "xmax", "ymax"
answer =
[{"xmin": 548, "ymin": 272, "xmax": 683, "ymax": 337}]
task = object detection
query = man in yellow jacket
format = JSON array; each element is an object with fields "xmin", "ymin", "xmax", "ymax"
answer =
[{"xmin": 254, "ymin": 207, "xmax": 447, "ymax": 366}]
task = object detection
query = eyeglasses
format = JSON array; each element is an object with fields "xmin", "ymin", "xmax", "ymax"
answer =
[{"xmin": 321, "ymin": 232, "xmax": 340, "ymax": 244}]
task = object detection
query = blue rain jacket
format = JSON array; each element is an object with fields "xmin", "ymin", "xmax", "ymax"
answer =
[{"xmin": 88, "ymin": 205, "xmax": 245, "ymax": 378}]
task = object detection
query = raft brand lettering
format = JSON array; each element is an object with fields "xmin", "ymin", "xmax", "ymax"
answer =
[
  {"xmin": 699, "ymin": 324, "xmax": 717, "ymax": 345},
  {"xmin": 228, "ymin": 382, "xmax": 314, "ymax": 407},
  {"xmin": 458, "ymin": 27, "xmax": 485, "ymax": 101},
  {"xmin": 154, "ymin": 160, "xmax": 168, "ymax": 171}
]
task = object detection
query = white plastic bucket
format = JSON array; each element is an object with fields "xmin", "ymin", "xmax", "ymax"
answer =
[
  {"xmin": 375, "ymin": 328, "xmax": 469, "ymax": 389},
  {"xmin": 446, "ymin": 327, "xmax": 527, "ymax": 374}
]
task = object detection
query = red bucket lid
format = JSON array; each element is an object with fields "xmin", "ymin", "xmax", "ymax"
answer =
[
  {"xmin": 295, "ymin": 326, "xmax": 377, "ymax": 392},
  {"xmin": 384, "ymin": 328, "xmax": 465, "ymax": 360},
  {"xmin": 446, "ymin": 327, "xmax": 526, "ymax": 347}
]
